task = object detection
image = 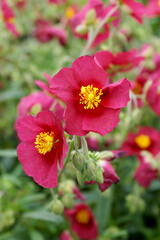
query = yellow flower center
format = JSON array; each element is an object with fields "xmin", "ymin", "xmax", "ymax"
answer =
[
  {"xmin": 158, "ymin": 0, "xmax": 160, "ymax": 7},
  {"xmin": 8, "ymin": 17, "xmax": 14, "ymax": 24},
  {"xmin": 35, "ymin": 131, "xmax": 54, "ymax": 155},
  {"xmin": 76, "ymin": 209, "xmax": 90, "ymax": 224},
  {"xmin": 65, "ymin": 7, "xmax": 75, "ymax": 20},
  {"xmin": 134, "ymin": 134, "xmax": 151, "ymax": 149},
  {"xmin": 79, "ymin": 85, "xmax": 103, "ymax": 110}
]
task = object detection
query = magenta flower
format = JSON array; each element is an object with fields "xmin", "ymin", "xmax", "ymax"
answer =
[
  {"xmin": 134, "ymin": 153, "xmax": 159, "ymax": 188},
  {"xmin": 34, "ymin": 18, "xmax": 67, "ymax": 45},
  {"xmin": 59, "ymin": 231, "xmax": 72, "ymax": 240},
  {"xmin": 17, "ymin": 111, "xmax": 68, "ymax": 188},
  {"xmin": 50, "ymin": 56, "xmax": 131, "ymax": 136},
  {"xmin": 35, "ymin": 73, "xmax": 55, "ymax": 95},
  {"xmin": 65, "ymin": 203, "xmax": 98, "ymax": 240},
  {"xmin": 121, "ymin": 0, "xmax": 146, "ymax": 24},
  {"xmin": 121, "ymin": 127, "xmax": 160, "ymax": 157},
  {"xmin": 17, "ymin": 91, "xmax": 54, "ymax": 119},
  {"xmin": 48, "ymin": 0, "xmax": 66, "ymax": 4},
  {"xmin": 146, "ymin": 0, "xmax": 160, "ymax": 18},
  {"xmin": 1, "ymin": 0, "xmax": 20, "ymax": 37},
  {"xmin": 16, "ymin": 0, "xmax": 27, "ymax": 10},
  {"xmin": 35, "ymin": 73, "xmax": 65, "ymax": 121},
  {"xmin": 15, "ymin": 91, "xmax": 64, "ymax": 128},
  {"xmin": 146, "ymin": 79, "xmax": 160, "ymax": 118},
  {"xmin": 94, "ymin": 48, "xmax": 144, "ymax": 75},
  {"xmin": 70, "ymin": 0, "xmax": 119, "ymax": 47}
]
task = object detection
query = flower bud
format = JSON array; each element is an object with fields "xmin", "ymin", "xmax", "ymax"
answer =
[
  {"xmin": 58, "ymin": 180, "xmax": 75, "ymax": 194},
  {"xmin": 75, "ymin": 24, "xmax": 88, "ymax": 35},
  {"xmin": 85, "ymin": 9, "xmax": 97, "ymax": 25},
  {"xmin": 62, "ymin": 194, "xmax": 74, "ymax": 209},
  {"xmin": 85, "ymin": 160, "xmax": 99, "ymax": 181},
  {"xmin": 72, "ymin": 151, "xmax": 85, "ymax": 172},
  {"xmin": 76, "ymin": 170, "xmax": 84, "ymax": 185},
  {"xmin": 51, "ymin": 199, "xmax": 64, "ymax": 215},
  {"xmin": 95, "ymin": 166, "xmax": 104, "ymax": 184},
  {"xmin": 30, "ymin": 103, "xmax": 42, "ymax": 116},
  {"xmin": 126, "ymin": 194, "xmax": 145, "ymax": 213}
]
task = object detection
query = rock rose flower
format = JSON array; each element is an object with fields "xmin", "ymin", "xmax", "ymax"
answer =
[
  {"xmin": 134, "ymin": 152, "xmax": 160, "ymax": 188},
  {"xmin": 1, "ymin": 0, "xmax": 20, "ymax": 37},
  {"xmin": 65, "ymin": 203, "xmax": 98, "ymax": 240},
  {"xmin": 50, "ymin": 56, "xmax": 131, "ymax": 136},
  {"xmin": 121, "ymin": 127, "xmax": 160, "ymax": 157},
  {"xmin": 17, "ymin": 111, "xmax": 68, "ymax": 188}
]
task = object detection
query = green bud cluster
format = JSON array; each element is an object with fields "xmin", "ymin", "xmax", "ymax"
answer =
[
  {"xmin": 126, "ymin": 194, "xmax": 145, "ymax": 214},
  {"xmin": 73, "ymin": 150, "xmax": 104, "ymax": 185},
  {"xmin": 51, "ymin": 199, "xmax": 64, "ymax": 215},
  {"xmin": 0, "ymin": 209, "xmax": 15, "ymax": 232},
  {"xmin": 75, "ymin": 9, "xmax": 99, "ymax": 35}
]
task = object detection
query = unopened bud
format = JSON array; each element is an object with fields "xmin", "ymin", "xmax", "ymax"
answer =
[
  {"xmin": 76, "ymin": 170, "xmax": 84, "ymax": 185},
  {"xmin": 86, "ymin": 160, "xmax": 97, "ymax": 181},
  {"xmin": 75, "ymin": 24, "xmax": 88, "ymax": 35},
  {"xmin": 62, "ymin": 194, "xmax": 74, "ymax": 209},
  {"xmin": 58, "ymin": 180, "xmax": 75, "ymax": 194},
  {"xmin": 99, "ymin": 151, "xmax": 114, "ymax": 160},
  {"xmin": 95, "ymin": 166, "xmax": 104, "ymax": 184},
  {"xmin": 51, "ymin": 199, "xmax": 64, "ymax": 215},
  {"xmin": 73, "ymin": 151, "xmax": 85, "ymax": 172},
  {"xmin": 85, "ymin": 9, "xmax": 97, "ymax": 25},
  {"xmin": 30, "ymin": 103, "xmax": 42, "ymax": 116}
]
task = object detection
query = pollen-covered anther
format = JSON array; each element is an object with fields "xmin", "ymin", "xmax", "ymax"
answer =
[
  {"xmin": 79, "ymin": 85, "xmax": 103, "ymax": 110},
  {"xmin": 35, "ymin": 131, "xmax": 54, "ymax": 155},
  {"xmin": 134, "ymin": 134, "xmax": 151, "ymax": 149},
  {"xmin": 76, "ymin": 209, "xmax": 90, "ymax": 224}
]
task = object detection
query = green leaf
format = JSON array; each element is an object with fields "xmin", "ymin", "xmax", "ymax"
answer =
[
  {"xmin": 0, "ymin": 150, "xmax": 17, "ymax": 158},
  {"xmin": 30, "ymin": 230, "xmax": 45, "ymax": 240},
  {"xmin": 23, "ymin": 211, "xmax": 65, "ymax": 225}
]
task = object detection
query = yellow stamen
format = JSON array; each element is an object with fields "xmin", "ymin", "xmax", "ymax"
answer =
[
  {"xmin": 79, "ymin": 85, "xmax": 103, "ymax": 110},
  {"xmin": 76, "ymin": 209, "xmax": 90, "ymax": 224},
  {"xmin": 65, "ymin": 7, "xmax": 75, "ymax": 20},
  {"xmin": 158, "ymin": 0, "xmax": 160, "ymax": 7},
  {"xmin": 35, "ymin": 131, "xmax": 54, "ymax": 155},
  {"xmin": 132, "ymin": 82, "xmax": 141, "ymax": 95},
  {"xmin": 8, "ymin": 17, "xmax": 14, "ymax": 24},
  {"xmin": 135, "ymin": 134, "xmax": 151, "ymax": 149}
]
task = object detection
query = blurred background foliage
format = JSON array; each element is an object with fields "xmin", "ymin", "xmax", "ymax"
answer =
[{"xmin": 0, "ymin": 0, "xmax": 160, "ymax": 239}]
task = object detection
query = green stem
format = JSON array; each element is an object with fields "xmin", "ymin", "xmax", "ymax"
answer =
[
  {"xmin": 81, "ymin": 136, "xmax": 89, "ymax": 160},
  {"xmin": 81, "ymin": 4, "xmax": 119, "ymax": 55},
  {"xmin": 58, "ymin": 140, "xmax": 74, "ymax": 179}
]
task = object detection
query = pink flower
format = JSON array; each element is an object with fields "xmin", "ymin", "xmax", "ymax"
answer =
[
  {"xmin": 34, "ymin": 18, "xmax": 67, "ymax": 45},
  {"xmin": 17, "ymin": 91, "xmax": 54, "ymax": 119},
  {"xmin": 86, "ymin": 134, "xmax": 99, "ymax": 151},
  {"xmin": 35, "ymin": 73, "xmax": 65, "ymax": 121},
  {"xmin": 146, "ymin": 79, "xmax": 160, "ymax": 117},
  {"xmin": 94, "ymin": 48, "xmax": 144, "ymax": 75},
  {"xmin": 121, "ymin": 127, "xmax": 160, "ymax": 157},
  {"xmin": 15, "ymin": 91, "xmax": 64, "ymax": 128},
  {"xmin": 16, "ymin": 0, "xmax": 27, "ymax": 9},
  {"xmin": 134, "ymin": 153, "xmax": 159, "ymax": 187},
  {"xmin": 65, "ymin": 203, "xmax": 98, "ymax": 240},
  {"xmin": 146, "ymin": 0, "xmax": 160, "ymax": 18},
  {"xmin": 121, "ymin": 0, "xmax": 146, "ymax": 24},
  {"xmin": 17, "ymin": 111, "xmax": 68, "ymax": 188},
  {"xmin": 59, "ymin": 231, "xmax": 73, "ymax": 240},
  {"xmin": 70, "ymin": 0, "xmax": 119, "ymax": 47},
  {"xmin": 1, "ymin": 0, "xmax": 20, "ymax": 37},
  {"xmin": 48, "ymin": 0, "xmax": 66, "ymax": 4},
  {"xmin": 35, "ymin": 73, "xmax": 55, "ymax": 95},
  {"xmin": 50, "ymin": 56, "xmax": 131, "ymax": 136}
]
